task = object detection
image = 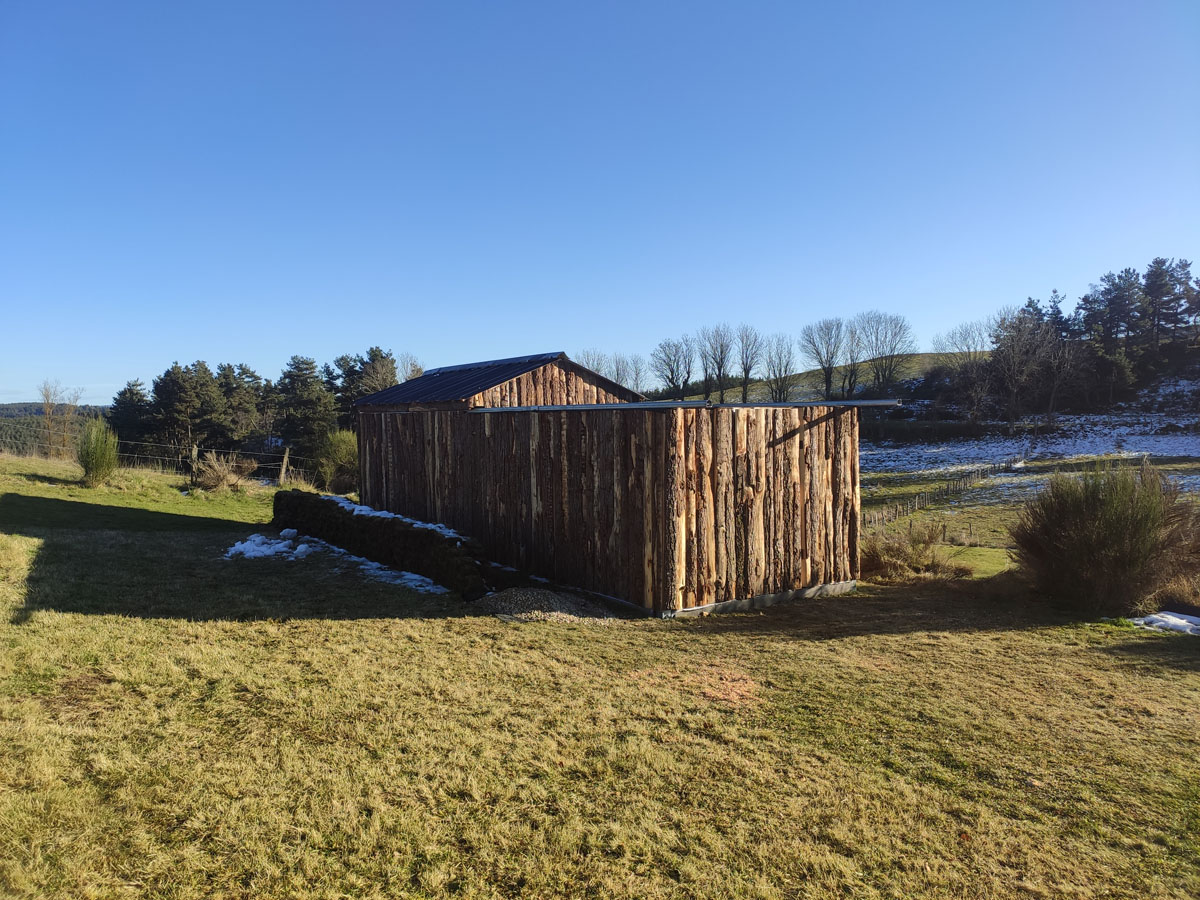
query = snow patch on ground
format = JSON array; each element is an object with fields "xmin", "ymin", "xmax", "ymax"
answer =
[
  {"xmin": 1130, "ymin": 612, "xmax": 1200, "ymax": 636},
  {"xmin": 321, "ymin": 495, "xmax": 463, "ymax": 539},
  {"xmin": 225, "ymin": 534, "xmax": 296, "ymax": 559},
  {"xmin": 225, "ymin": 532, "xmax": 450, "ymax": 593}
]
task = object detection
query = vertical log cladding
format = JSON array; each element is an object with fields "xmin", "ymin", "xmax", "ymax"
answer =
[
  {"xmin": 663, "ymin": 408, "xmax": 687, "ymax": 612},
  {"xmin": 356, "ymin": 404, "xmax": 859, "ymax": 613}
]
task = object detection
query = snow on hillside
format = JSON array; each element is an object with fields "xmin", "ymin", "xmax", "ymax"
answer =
[
  {"xmin": 862, "ymin": 417, "xmax": 1198, "ymax": 474},
  {"xmin": 863, "ymin": 382, "xmax": 1199, "ymax": 475}
]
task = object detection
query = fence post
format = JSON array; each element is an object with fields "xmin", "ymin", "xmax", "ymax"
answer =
[{"xmin": 280, "ymin": 447, "xmax": 290, "ymax": 485}]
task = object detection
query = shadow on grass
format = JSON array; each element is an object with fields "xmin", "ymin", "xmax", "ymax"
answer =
[
  {"xmin": 11, "ymin": 493, "xmax": 1190, "ymax": 654},
  {"xmin": 688, "ymin": 576, "xmax": 1074, "ymax": 641},
  {"xmin": 13, "ymin": 471, "xmax": 83, "ymax": 489},
  {"xmin": 686, "ymin": 576, "xmax": 1200, "ymax": 670},
  {"xmin": 0, "ymin": 493, "xmax": 242, "ymax": 533},
  {"xmin": 3, "ymin": 493, "xmax": 472, "ymax": 624},
  {"xmin": 1096, "ymin": 635, "xmax": 1200, "ymax": 672}
]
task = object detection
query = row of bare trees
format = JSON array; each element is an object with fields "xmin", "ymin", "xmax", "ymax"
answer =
[
  {"xmin": 589, "ymin": 311, "xmax": 918, "ymax": 404},
  {"xmin": 640, "ymin": 325, "xmax": 807, "ymax": 402},
  {"xmin": 934, "ymin": 302, "xmax": 1077, "ymax": 428},
  {"xmin": 38, "ymin": 379, "xmax": 85, "ymax": 457},
  {"xmin": 796, "ymin": 311, "xmax": 918, "ymax": 401},
  {"xmin": 574, "ymin": 350, "xmax": 651, "ymax": 395}
]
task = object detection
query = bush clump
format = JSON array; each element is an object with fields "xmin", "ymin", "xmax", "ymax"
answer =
[
  {"xmin": 1009, "ymin": 463, "xmax": 1200, "ymax": 616},
  {"xmin": 194, "ymin": 452, "xmax": 257, "ymax": 492},
  {"xmin": 76, "ymin": 418, "xmax": 119, "ymax": 487},
  {"xmin": 318, "ymin": 429, "xmax": 358, "ymax": 494}
]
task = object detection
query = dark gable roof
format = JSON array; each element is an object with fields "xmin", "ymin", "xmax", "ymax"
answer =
[{"xmin": 355, "ymin": 352, "xmax": 569, "ymax": 406}]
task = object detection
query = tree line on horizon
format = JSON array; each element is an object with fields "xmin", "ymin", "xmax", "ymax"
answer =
[
  {"xmin": 9, "ymin": 255, "xmax": 1195, "ymax": 466},
  {"xmin": 576, "ymin": 256, "xmax": 1198, "ymax": 425},
  {"xmin": 99, "ymin": 348, "xmax": 424, "ymax": 463}
]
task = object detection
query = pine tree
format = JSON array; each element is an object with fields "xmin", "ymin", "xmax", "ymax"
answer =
[
  {"xmin": 1136, "ymin": 257, "xmax": 1189, "ymax": 365},
  {"xmin": 276, "ymin": 356, "xmax": 336, "ymax": 457},
  {"xmin": 1079, "ymin": 269, "xmax": 1142, "ymax": 359},
  {"xmin": 151, "ymin": 361, "xmax": 227, "ymax": 452},
  {"xmin": 214, "ymin": 363, "xmax": 265, "ymax": 447},
  {"xmin": 108, "ymin": 380, "xmax": 152, "ymax": 445},
  {"xmin": 1179, "ymin": 260, "xmax": 1199, "ymax": 340},
  {"xmin": 359, "ymin": 347, "xmax": 399, "ymax": 395},
  {"xmin": 324, "ymin": 348, "xmax": 401, "ymax": 428},
  {"xmin": 1045, "ymin": 290, "xmax": 1074, "ymax": 340}
]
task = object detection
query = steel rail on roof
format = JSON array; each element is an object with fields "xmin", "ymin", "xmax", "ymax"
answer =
[{"xmin": 467, "ymin": 399, "xmax": 901, "ymax": 413}]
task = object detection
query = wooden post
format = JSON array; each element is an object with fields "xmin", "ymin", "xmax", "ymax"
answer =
[{"xmin": 664, "ymin": 408, "xmax": 687, "ymax": 611}]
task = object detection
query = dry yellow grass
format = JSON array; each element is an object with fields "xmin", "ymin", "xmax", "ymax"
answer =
[{"xmin": 1, "ymin": 456, "xmax": 1198, "ymax": 899}]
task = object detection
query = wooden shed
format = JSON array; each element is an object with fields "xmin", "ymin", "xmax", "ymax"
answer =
[{"xmin": 356, "ymin": 353, "xmax": 870, "ymax": 616}]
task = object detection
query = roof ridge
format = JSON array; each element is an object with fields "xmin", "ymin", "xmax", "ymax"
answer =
[{"xmin": 425, "ymin": 351, "xmax": 564, "ymax": 376}]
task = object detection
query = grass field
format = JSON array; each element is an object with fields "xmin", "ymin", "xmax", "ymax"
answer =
[
  {"xmin": 862, "ymin": 456, "xmax": 1200, "ymax": 568},
  {"xmin": 2, "ymin": 455, "xmax": 1199, "ymax": 899}
]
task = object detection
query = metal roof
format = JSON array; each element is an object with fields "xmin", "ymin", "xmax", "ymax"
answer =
[{"xmin": 355, "ymin": 352, "xmax": 570, "ymax": 406}]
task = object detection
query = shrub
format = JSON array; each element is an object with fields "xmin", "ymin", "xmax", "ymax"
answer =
[
  {"xmin": 860, "ymin": 522, "xmax": 970, "ymax": 583},
  {"xmin": 194, "ymin": 452, "xmax": 257, "ymax": 492},
  {"xmin": 1009, "ymin": 463, "xmax": 1200, "ymax": 616},
  {"xmin": 76, "ymin": 418, "xmax": 119, "ymax": 487},
  {"xmin": 318, "ymin": 429, "xmax": 358, "ymax": 494},
  {"xmin": 1149, "ymin": 573, "xmax": 1200, "ymax": 612}
]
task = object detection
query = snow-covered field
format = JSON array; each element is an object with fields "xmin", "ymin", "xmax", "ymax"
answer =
[{"xmin": 862, "ymin": 410, "xmax": 1199, "ymax": 475}]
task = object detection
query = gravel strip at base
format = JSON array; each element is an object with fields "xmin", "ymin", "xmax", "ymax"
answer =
[{"xmin": 473, "ymin": 588, "xmax": 619, "ymax": 624}]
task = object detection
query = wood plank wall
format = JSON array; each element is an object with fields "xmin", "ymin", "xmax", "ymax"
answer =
[
  {"xmin": 467, "ymin": 360, "xmax": 637, "ymax": 408},
  {"xmin": 358, "ymin": 406, "xmax": 859, "ymax": 613}
]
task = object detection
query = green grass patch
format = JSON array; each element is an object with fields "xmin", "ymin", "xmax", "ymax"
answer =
[{"xmin": 0, "ymin": 454, "xmax": 1198, "ymax": 898}]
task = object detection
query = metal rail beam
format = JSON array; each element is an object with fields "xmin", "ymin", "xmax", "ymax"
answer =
[{"xmin": 466, "ymin": 399, "xmax": 901, "ymax": 413}]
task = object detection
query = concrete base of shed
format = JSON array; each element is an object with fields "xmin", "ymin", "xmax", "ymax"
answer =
[
  {"xmin": 571, "ymin": 579, "xmax": 859, "ymax": 619},
  {"xmin": 659, "ymin": 580, "xmax": 858, "ymax": 618}
]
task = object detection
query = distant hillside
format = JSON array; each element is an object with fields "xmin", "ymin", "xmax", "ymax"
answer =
[{"xmin": 0, "ymin": 403, "xmax": 108, "ymax": 419}]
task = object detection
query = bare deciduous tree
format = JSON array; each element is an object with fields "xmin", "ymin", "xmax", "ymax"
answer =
[
  {"xmin": 989, "ymin": 306, "xmax": 1055, "ymax": 429},
  {"xmin": 576, "ymin": 348, "xmax": 610, "ymax": 378},
  {"xmin": 840, "ymin": 320, "xmax": 864, "ymax": 399},
  {"xmin": 1042, "ymin": 334, "xmax": 1077, "ymax": 427},
  {"xmin": 608, "ymin": 353, "xmax": 631, "ymax": 389},
  {"xmin": 698, "ymin": 323, "xmax": 735, "ymax": 402},
  {"xmin": 395, "ymin": 352, "xmax": 424, "ymax": 383},
  {"xmin": 650, "ymin": 337, "xmax": 694, "ymax": 400},
  {"xmin": 735, "ymin": 323, "xmax": 765, "ymax": 402},
  {"xmin": 38, "ymin": 379, "xmax": 83, "ymax": 458},
  {"xmin": 798, "ymin": 318, "xmax": 845, "ymax": 401},
  {"xmin": 931, "ymin": 320, "xmax": 990, "ymax": 424},
  {"xmin": 626, "ymin": 353, "xmax": 647, "ymax": 394},
  {"xmin": 855, "ymin": 310, "xmax": 917, "ymax": 395},
  {"xmin": 763, "ymin": 334, "xmax": 800, "ymax": 402}
]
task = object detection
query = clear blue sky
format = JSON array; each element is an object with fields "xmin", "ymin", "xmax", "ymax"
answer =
[{"xmin": 2, "ymin": 1, "xmax": 1197, "ymax": 403}]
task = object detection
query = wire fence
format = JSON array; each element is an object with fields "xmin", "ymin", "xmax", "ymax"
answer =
[
  {"xmin": 862, "ymin": 455, "xmax": 1025, "ymax": 532},
  {"xmin": 0, "ymin": 418, "xmax": 315, "ymax": 461},
  {"xmin": 0, "ymin": 419, "xmax": 318, "ymax": 483}
]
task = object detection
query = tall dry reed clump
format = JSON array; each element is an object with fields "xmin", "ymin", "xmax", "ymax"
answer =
[
  {"xmin": 1009, "ymin": 463, "xmax": 1199, "ymax": 616},
  {"xmin": 860, "ymin": 522, "xmax": 970, "ymax": 583},
  {"xmin": 193, "ymin": 452, "xmax": 257, "ymax": 492},
  {"xmin": 76, "ymin": 418, "xmax": 119, "ymax": 487}
]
